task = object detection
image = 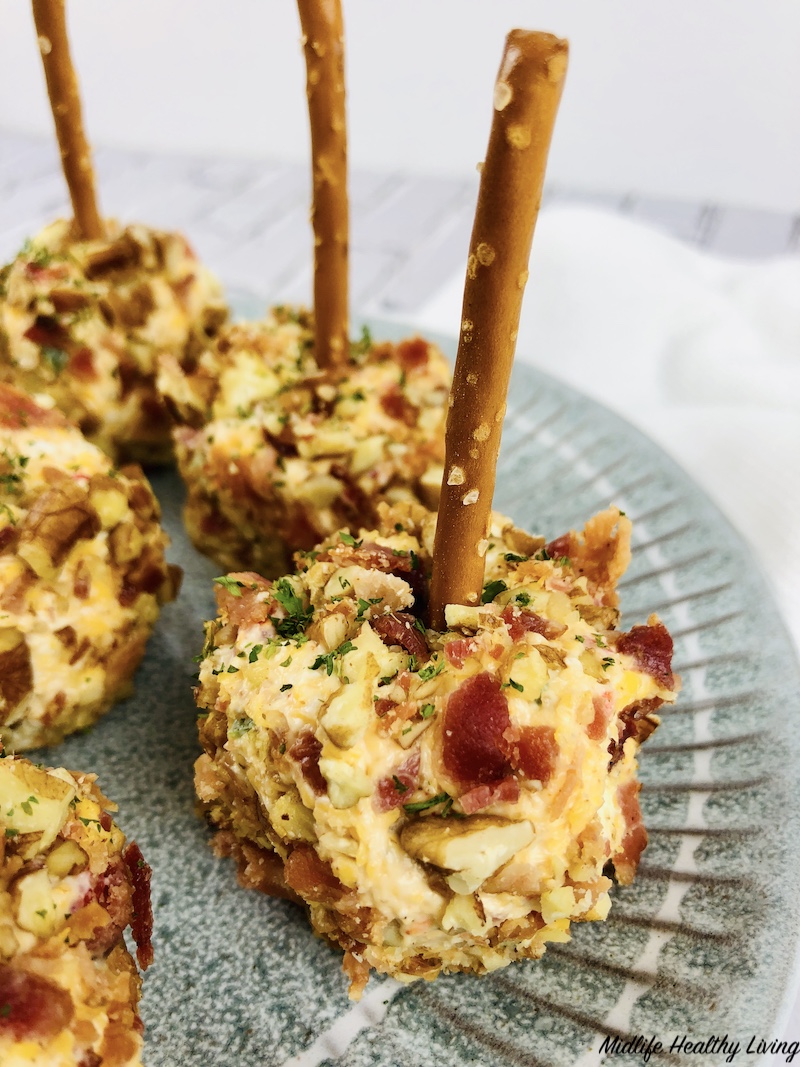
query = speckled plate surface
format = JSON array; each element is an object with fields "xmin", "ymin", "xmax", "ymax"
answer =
[{"xmin": 38, "ymin": 319, "xmax": 800, "ymax": 1067}]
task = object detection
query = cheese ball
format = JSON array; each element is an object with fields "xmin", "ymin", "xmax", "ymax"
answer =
[
  {"xmin": 0, "ymin": 754, "xmax": 152, "ymax": 1067},
  {"xmin": 158, "ymin": 307, "xmax": 450, "ymax": 577},
  {"xmin": 0, "ymin": 219, "xmax": 228, "ymax": 464},
  {"xmin": 194, "ymin": 501, "xmax": 677, "ymax": 998},
  {"xmin": 0, "ymin": 384, "xmax": 180, "ymax": 751}
]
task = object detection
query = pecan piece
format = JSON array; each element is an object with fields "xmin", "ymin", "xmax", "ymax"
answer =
[{"xmin": 17, "ymin": 484, "xmax": 100, "ymax": 579}]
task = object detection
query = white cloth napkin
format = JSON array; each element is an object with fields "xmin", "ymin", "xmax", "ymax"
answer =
[{"xmin": 407, "ymin": 205, "xmax": 800, "ymax": 654}]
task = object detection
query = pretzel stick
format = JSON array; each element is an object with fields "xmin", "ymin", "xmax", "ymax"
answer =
[
  {"xmin": 298, "ymin": 0, "xmax": 349, "ymax": 369},
  {"xmin": 31, "ymin": 0, "xmax": 103, "ymax": 241},
  {"xmin": 429, "ymin": 30, "xmax": 568, "ymax": 629}
]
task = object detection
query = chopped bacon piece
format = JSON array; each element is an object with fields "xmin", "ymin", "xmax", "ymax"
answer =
[
  {"xmin": 371, "ymin": 612, "xmax": 429, "ymax": 661},
  {"xmin": 373, "ymin": 697, "xmax": 397, "ymax": 719},
  {"xmin": 616, "ymin": 622, "xmax": 674, "ymax": 689},
  {"xmin": 0, "ymin": 965, "xmax": 74, "ymax": 1041},
  {"xmin": 501, "ymin": 605, "xmax": 565, "ymax": 641},
  {"xmin": 124, "ymin": 841, "xmax": 154, "ymax": 970},
  {"xmin": 0, "ymin": 383, "xmax": 68, "ymax": 430},
  {"xmin": 545, "ymin": 533, "xmax": 572, "ymax": 559},
  {"xmin": 504, "ymin": 724, "xmax": 558, "ymax": 783},
  {"xmin": 460, "ymin": 776, "xmax": 520, "ymax": 814},
  {"xmin": 82, "ymin": 859, "xmax": 133, "ymax": 957},
  {"xmin": 380, "ymin": 385, "xmax": 418, "ymax": 427},
  {"xmin": 442, "ymin": 672, "xmax": 511, "ymax": 787},
  {"xmin": 374, "ymin": 750, "xmax": 421, "ymax": 812},
  {"xmin": 444, "ymin": 636, "xmax": 478, "ymax": 669},
  {"xmin": 395, "ymin": 337, "xmax": 430, "ymax": 371},
  {"xmin": 588, "ymin": 690, "xmax": 615, "ymax": 741},
  {"xmin": 23, "ymin": 316, "xmax": 71, "ymax": 351},
  {"xmin": 289, "ymin": 730, "xmax": 327, "ymax": 795},
  {"xmin": 68, "ymin": 346, "xmax": 98, "ymax": 382},
  {"xmin": 284, "ymin": 844, "xmax": 345, "ymax": 903},
  {"xmin": 214, "ymin": 571, "xmax": 273, "ymax": 630},
  {"xmin": 613, "ymin": 779, "xmax": 648, "ymax": 884}
]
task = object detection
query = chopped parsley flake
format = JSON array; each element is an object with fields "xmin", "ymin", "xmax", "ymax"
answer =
[
  {"xmin": 403, "ymin": 792, "xmax": 451, "ymax": 814},
  {"xmin": 505, "ymin": 678, "xmax": 524, "ymax": 692},
  {"xmin": 271, "ymin": 578, "xmax": 313, "ymax": 637},
  {"xmin": 419, "ymin": 703, "xmax": 436, "ymax": 719},
  {"xmin": 418, "ymin": 658, "xmax": 444, "ymax": 682},
  {"xmin": 504, "ymin": 552, "xmax": 529, "ymax": 563},
  {"xmin": 249, "ymin": 644, "xmax": 263, "ymax": 663},
  {"xmin": 339, "ymin": 531, "xmax": 361, "ymax": 547},
  {"xmin": 213, "ymin": 575, "xmax": 243, "ymax": 597},
  {"xmin": 601, "ymin": 657, "xmax": 615, "ymax": 671},
  {"xmin": 392, "ymin": 776, "xmax": 409, "ymax": 794},
  {"xmin": 311, "ymin": 640, "xmax": 356, "ymax": 676},
  {"xmin": 482, "ymin": 579, "xmax": 508, "ymax": 603},
  {"xmin": 280, "ymin": 683, "xmax": 293, "ymax": 692},
  {"xmin": 230, "ymin": 717, "xmax": 255, "ymax": 738}
]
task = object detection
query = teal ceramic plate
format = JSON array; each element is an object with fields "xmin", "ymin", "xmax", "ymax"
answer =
[{"xmin": 38, "ymin": 318, "xmax": 800, "ymax": 1067}]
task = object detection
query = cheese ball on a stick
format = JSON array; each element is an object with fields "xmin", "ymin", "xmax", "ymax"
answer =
[
  {"xmin": 194, "ymin": 501, "xmax": 676, "ymax": 998},
  {"xmin": 159, "ymin": 0, "xmax": 449, "ymax": 575},
  {"xmin": 161, "ymin": 310, "xmax": 450, "ymax": 576},
  {"xmin": 0, "ymin": 754, "xmax": 152, "ymax": 1067},
  {"xmin": 0, "ymin": 1, "xmax": 227, "ymax": 464},
  {"xmin": 193, "ymin": 30, "xmax": 676, "ymax": 1000},
  {"xmin": 0, "ymin": 384, "xmax": 180, "ymax": 751}
]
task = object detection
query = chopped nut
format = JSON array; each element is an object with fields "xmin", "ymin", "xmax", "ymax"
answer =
[
  {"xmin": 18, "ymin": 484, "xmax": 100, "ymax": 579},
  {"xmin": 400, "ymin": 815, "xmax": 534, "ymax": 894}
]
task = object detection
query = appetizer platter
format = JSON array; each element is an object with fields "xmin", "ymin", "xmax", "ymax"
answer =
[{"xmin": 1, "ymin": 1, "xmax": 799, "ymax": 1065}]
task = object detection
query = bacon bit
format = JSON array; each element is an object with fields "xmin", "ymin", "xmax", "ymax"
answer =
[
  {"xmin": 284, "ymin": 845, "xmax": 345, "ymax": 903},
  {"xmin": 375, "ymin": 700, "xmax": 418, "ymax": 734},
  {"xmin": 613, "ymin": 779, "xmax": 648, "ymax": 884},
  {"xmin": 371, "ymin": 612, "xmax": 429, "ymax": 661},
  {"xmin": 123, "ymin": 841, "xmax": 154, "ymax": 970},
  {"xmin": 444, "ymin": 636, "xmax": 478, "ymax": 669},
  {"xmin": 442, "ymin": 672, "xmax": 511, "ymax": 787},
  {"xmin": 588, "ymin": 690, "xmax": 615, "ymax": 741},
  {"xmin": 214, "ymin": 571, "xmax": 273, "ymax": 629},
  {"xmin": 490, "ymin": 644, "xmax": 504, "ymax": 660},
  {"xmin": 395, "ymin": 670, "xmax": 414, "ymax": 694},
  {"xmin": 23, "ymin": 316, "xmax": 71, "ymax": 350},
  {"xmin": 610, "ymin": 696, "xmax": 663, "ymax": 765},
  {"xmin": 501, "ymin": 605, "xmax": 565, "ymax": 641},
  {"xmin": 380, "ymin": 385, "xmax": 418, "ymax": 427},
  {"xmin": 82, "ymin": 859, "xmax": 133, "ymax": 957},
  {"xmin": 68, "ymin": 346, "xmax": 98, "ymax": 381},
  {"xmin": 396, "ymin": 337, "xmax": 430, "ymax": 371},
  {"xmin": 289, "ymin": 730, "xmax": 327, "ymax": 795},
  {"xmin": 504, "ymin": 724, "xmax": 558, "ymax": 783},
  {"xmin": 374, "ymin": 750, "xmax": 421, "ymax": 812},
  {"xmin": 545, "ymin": 532, "xmax": 572, "ymax": 559},
  {"xmin": 0, "ymin": 383, "xmax": 68, "ymax": 430},
  {"xmin": 460, "ymin": 776, "xmax": 520, "ymax": 814},
  {"xmin": 616, "ymin": 622, "xmax": 674, "ymax": 689},
  {"xmin": 0, "ymin": 965, "xmax": 74, "ymax": 1041},
  {"xmin": 373, "ymin": 697, "xmax": 397, "ymax": 718},
  {"xmin": 99, "ymin": 811, "xmax": 113, "ymax": 832}
]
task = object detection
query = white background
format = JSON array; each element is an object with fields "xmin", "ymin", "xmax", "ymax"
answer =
[{"xmin": 0, "ymin": 0, "xmax": 798, "ymax": 212}]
